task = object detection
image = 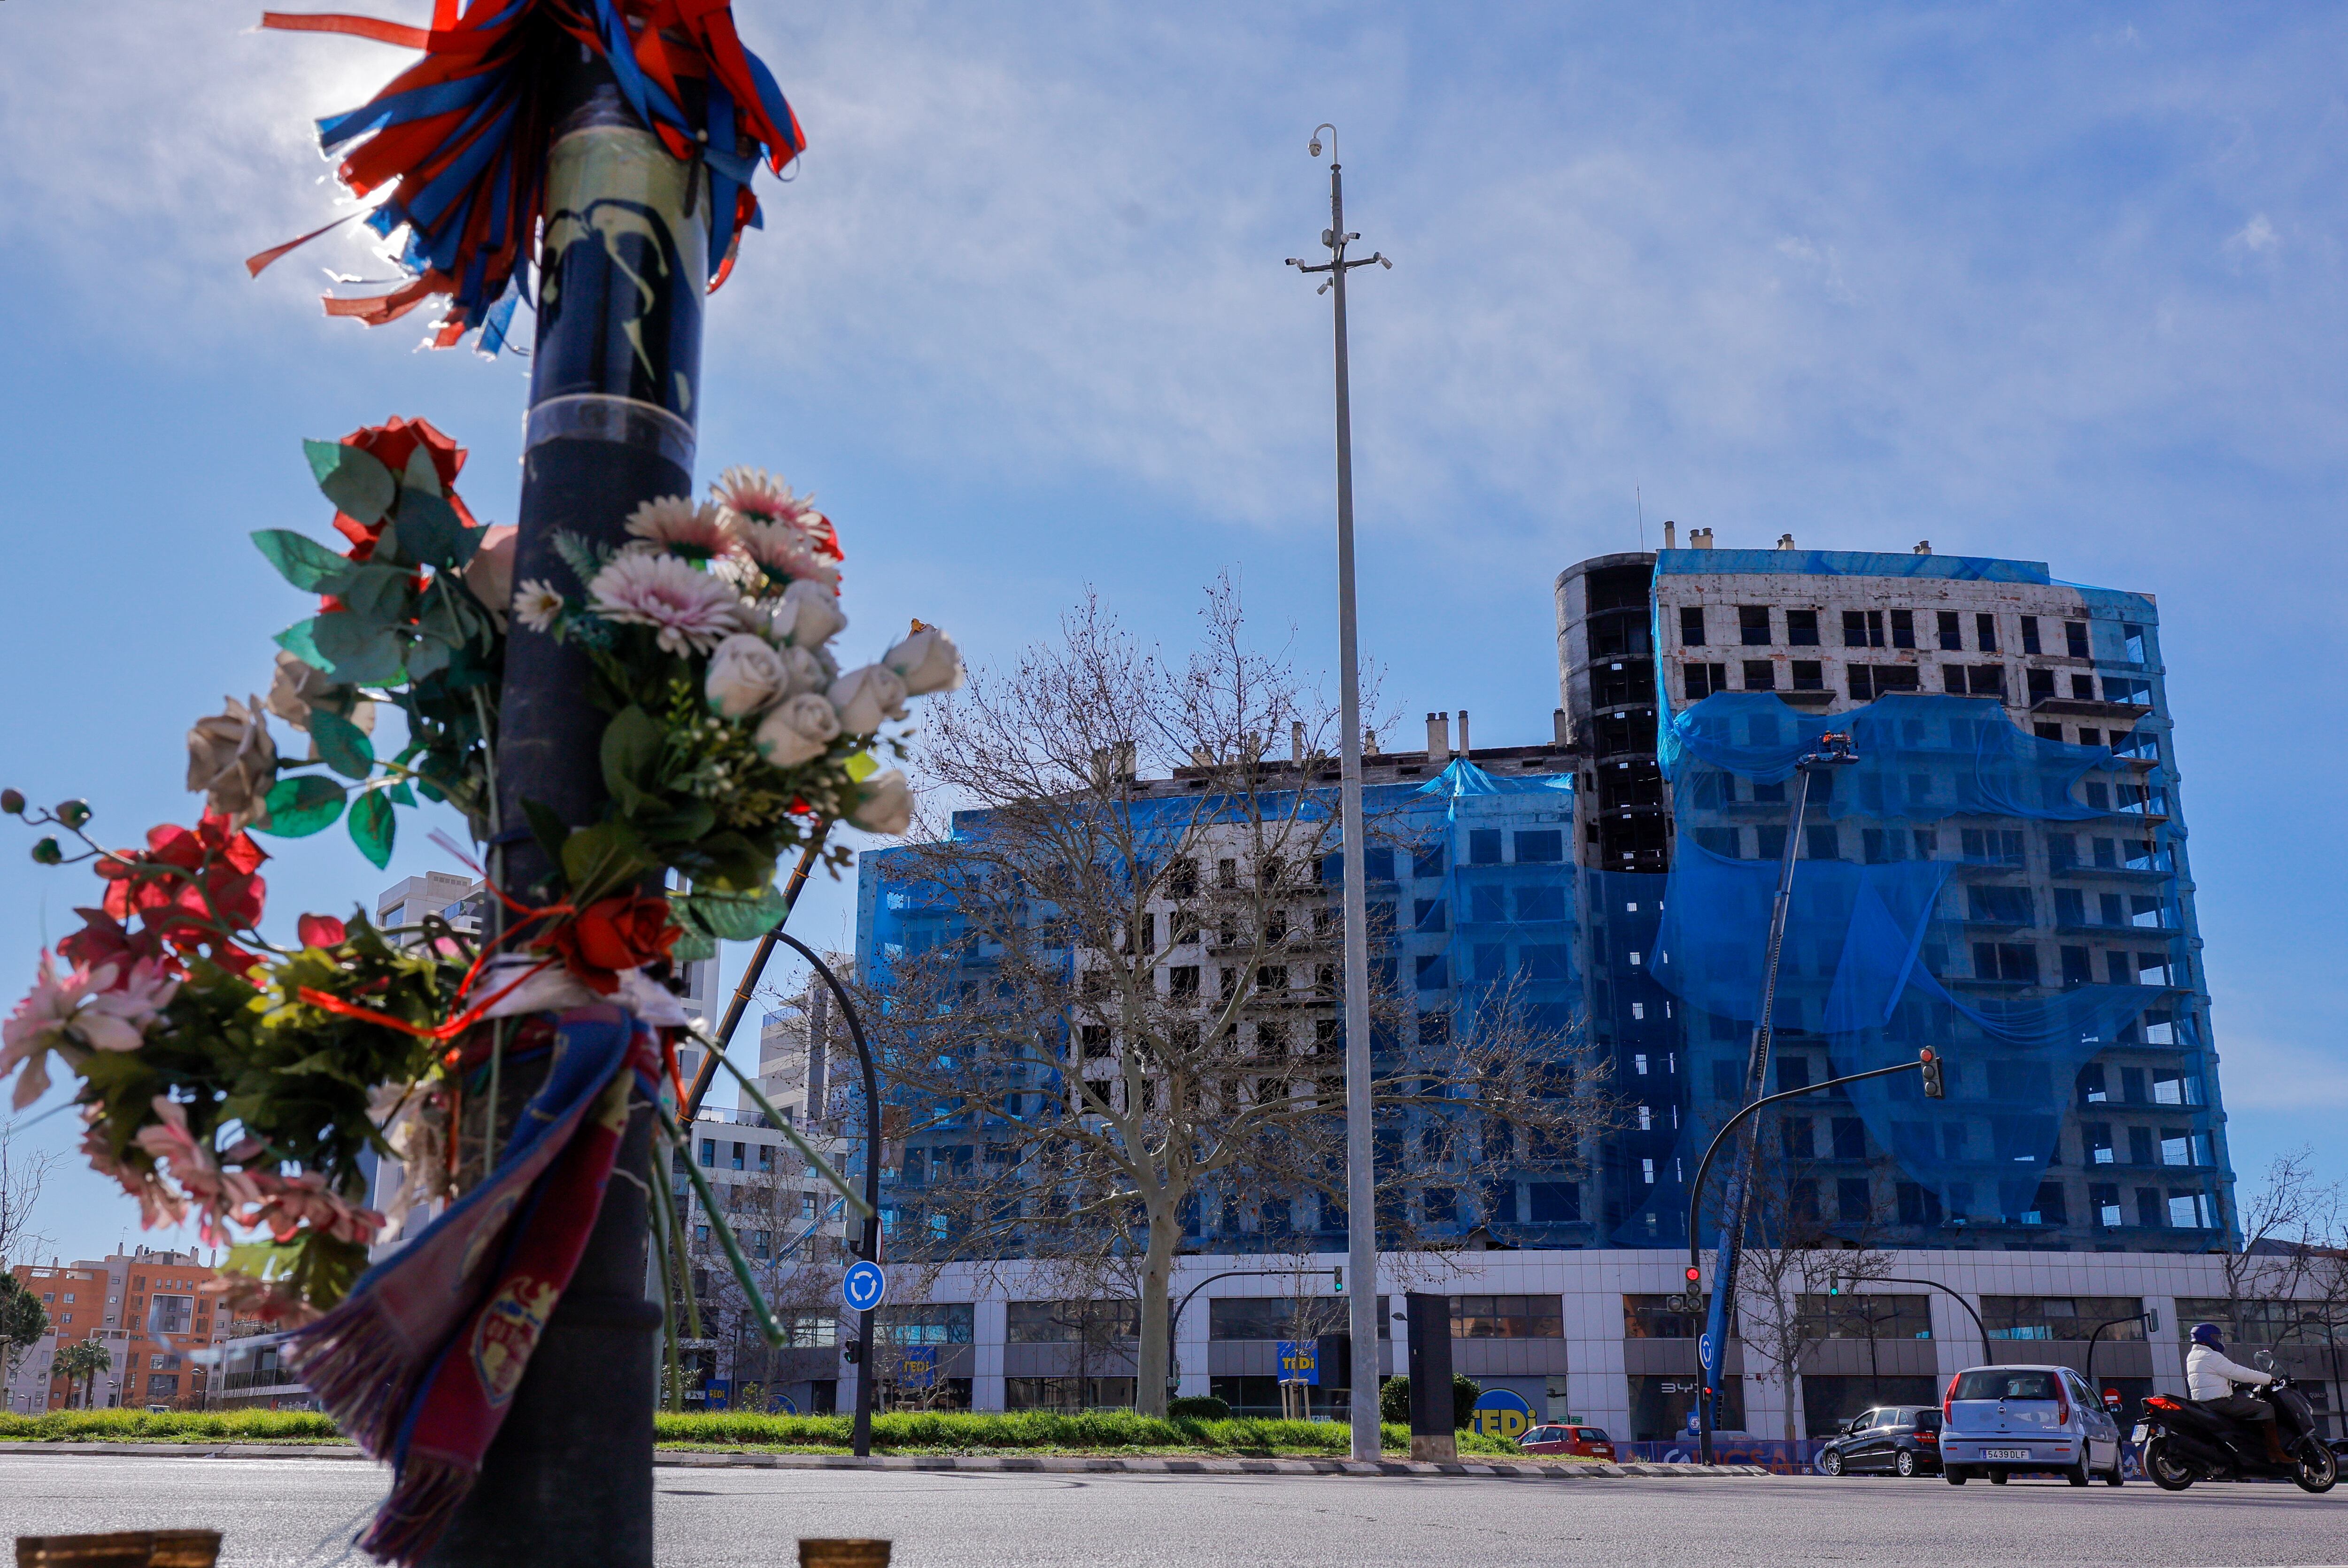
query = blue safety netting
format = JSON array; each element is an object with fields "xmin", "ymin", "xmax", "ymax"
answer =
[
  {"xmin": 1627, "ymin": 690, "xmax": 2205, "ymax": 1242},
  {"xmin": 1656, "ymin": 548, "xmax": 2054, "ymax": 585}
]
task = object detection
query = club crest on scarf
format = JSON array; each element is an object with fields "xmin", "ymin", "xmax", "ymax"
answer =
[{"xmin": 473, "ymin": 1274, "xmax": 561, "ymax": 1406}]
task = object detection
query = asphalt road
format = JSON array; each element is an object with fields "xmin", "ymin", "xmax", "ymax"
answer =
[{"xmin": 2, "ymin": 1454, "xmax": 2344, "ymax": 1567}]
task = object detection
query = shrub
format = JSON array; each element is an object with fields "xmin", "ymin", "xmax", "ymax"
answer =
[
  {"xmin": 1375, "ymin": 1374, "xmax": 1483, "ymax": 1429},
  {"xmin": 1166, "ymin": 1396, "xmax": 1230, "ymax": 1421}
]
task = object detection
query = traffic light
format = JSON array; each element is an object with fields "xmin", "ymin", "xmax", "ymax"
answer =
[
  {"xmin": 1827, "ymin": 1278, "xmax": 1843, "ymax": 1297},
  {"xmin": 1918, "ymin": 1047, "xmax": 1945, "ymax": 1099},
  {"xmin": 1332, "ymin": 1267, "xmax": 1343, "ymax": 1291},
  {"xmin": 1685, "ymin": 1265, "xmax": 1701, "ymax": 1284}
]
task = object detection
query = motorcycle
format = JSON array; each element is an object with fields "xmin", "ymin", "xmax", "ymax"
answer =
[{"xmin": 2134, "ymin": 1356, "xmax": 2338, "ymax": 1495}]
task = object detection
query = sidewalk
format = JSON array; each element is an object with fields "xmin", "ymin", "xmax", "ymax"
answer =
[{"xmin": 0, "ymin": 1443, "xmax": 1771, "ymax": 1480}]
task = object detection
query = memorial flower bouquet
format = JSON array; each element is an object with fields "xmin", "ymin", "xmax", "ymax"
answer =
[{"xmin": 2, "ymin": 419, "xmax": 958, "ymax": 1321}]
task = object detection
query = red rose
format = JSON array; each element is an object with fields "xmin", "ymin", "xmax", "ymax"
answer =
[
  {"xmin": 328, "ymin": 416, "xmax": 480, "ymax": 563},
  {"xmin": 542, "ymin": 895, "xmax": 679, "ymax": 995}
]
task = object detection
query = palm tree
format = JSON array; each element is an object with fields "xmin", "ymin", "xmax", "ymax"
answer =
[{"xmin": 57, "ymin": 1339, "xmax": 111, "ymax": 1410}]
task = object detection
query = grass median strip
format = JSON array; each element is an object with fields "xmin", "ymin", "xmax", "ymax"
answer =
[{"xmin": 0, "ymin": 1409, "xmax": 1570, "ymax": 1461}]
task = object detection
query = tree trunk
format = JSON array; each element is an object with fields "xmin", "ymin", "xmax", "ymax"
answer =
[{"xmin": 1134, "ymin": 1201, "xmax": 1181, "ymax": 1417}]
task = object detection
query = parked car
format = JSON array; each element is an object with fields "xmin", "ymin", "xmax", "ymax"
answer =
[
  {"xmin": 1519, "ymin": 1423, "xmax": 1616, "ymax": 1460},
  {"xmin": 1815, "ymin": 1406, "xmax": 1942, "ymax": 1477},
  {"xmin": 1940, "ymin": 1364, "xmax": 2125, "ymax": 1486}
]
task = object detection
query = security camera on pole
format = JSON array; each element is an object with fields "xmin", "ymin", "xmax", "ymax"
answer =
[{"xmin": 1286, "ymin": 124, "xmax": 1390, "ymax": 1463}]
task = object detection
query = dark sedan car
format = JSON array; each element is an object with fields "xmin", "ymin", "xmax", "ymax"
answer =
[{"xmin": 1816, "ymin": 1406, "xmax": 1943, "ymax": 1477}]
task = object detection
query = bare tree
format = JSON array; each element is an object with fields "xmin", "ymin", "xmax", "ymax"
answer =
[
  {"xmin": 0, "ymin": 1122, "xmax": 58, "ymax": 1270},
  {"xmin": 1730, "ymin": 1158, "xmax": 1891, "ymax": 1441},
  {"xmin": 863, "ymin": 583, "xmax": 1619, "ymax": 1415}
]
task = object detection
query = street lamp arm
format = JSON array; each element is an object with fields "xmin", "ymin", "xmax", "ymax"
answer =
[
  {"xmin": 1167, "ymin": 1267, "xmax": 1342, "ymax": 1387},
  {"xmin": 1866, "ymin": 1276, "xmax": 1990, "ymax": 1347},
  {"xmin": 767, "ymin": 930, "xmax": 883, "ymax": 1459},
  {"xmin": 1684, "ymin": 1057, "xmax": 1929, "ymax": 1290}
]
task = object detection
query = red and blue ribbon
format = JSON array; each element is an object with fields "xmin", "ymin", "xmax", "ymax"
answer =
[{"xmin": 251, "ymin": 0, "xmax": 807, "ymax": 352}]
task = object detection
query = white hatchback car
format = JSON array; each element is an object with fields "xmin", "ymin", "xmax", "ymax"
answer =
[{"xmin": 1939, "ymin": 1364, "xmax": 2125, "ymax": 1486}]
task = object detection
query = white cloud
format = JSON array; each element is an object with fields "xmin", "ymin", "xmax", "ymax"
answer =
[{"xmin": 2228, "ymin": 211, "xmax": 2280, "ymax": 254}]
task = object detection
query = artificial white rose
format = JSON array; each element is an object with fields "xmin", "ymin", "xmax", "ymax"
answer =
[
  {"xmin": 849, "ymin": 769, "xmax": 914, "ymax": 835},
  {"xmin": 753, "ymin": 694, "xmax": 842, "ymax": 768},
  {"xmin": 186, "ymin": 695, "xmax": 278, "ymax": 829},
  {"xmin": 771, "ymin": 579, "xmax": 847, "ymax": 649},
  {"xmin": 705, "ymin": 633, "xmax": 791, "ymax": 719},
  {"xmin": 882, "ymin": 624, "xmax": 965, "ymax": 697},
  {"xmin": 264, "ymin": 651, "xmax": 376, "ymax": 736},
  {"xmin": 777, "ymin": 644, "xmax": 827, "ymax": 697},
  {"xmin": 826, "ymin": 664, "xmax": 909, "ymax": 735}
]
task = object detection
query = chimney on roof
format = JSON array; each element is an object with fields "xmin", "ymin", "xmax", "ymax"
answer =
[
  {"xmin": 1914, "ymin": 540, "xmax": 1931, "ymax": 555},
  {"xmin": 1291, "ymin": 720, "xmax": 1306, "ymax": 765},
  {"xmin": 1456, "ymin": 710, "xmax": 1472, "ymax": 758},
  {"xmin": 1426, "ymin": 711, "xmax": 1450, "ymax": 761},
  {"xmin": 1690, "ymin": 527, "xmax": 1714, "ymax": 549},
  {"xmin": 1553, "ymin": 708, "xmax": 1570, "ymax": 747},
  {"xmin": 1776, "ymin": 533, "xmax": 1796, "ymax": 550},
  {"xmin": 1364, "ymin": 727, "xmax": 1380, "ymax": 756},
  {"xmin": 1663, "ymin": 519, "xmax": 1676, "ymax": 549}
]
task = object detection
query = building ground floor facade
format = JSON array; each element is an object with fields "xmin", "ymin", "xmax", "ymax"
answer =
[{"xmin": 764, "ymin": 1248, "xmax": 2343, "ymax": 1444}]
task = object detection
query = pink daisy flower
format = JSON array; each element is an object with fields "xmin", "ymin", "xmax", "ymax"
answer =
[
  {"xmin": 587, "ymin": 551, "xmax": 748, "ymax": 655},
  {"xmin": 712, "ymin": 465, "xmax": 842, "ymax": 563},
  {"xmin": 624, "ymin": 496, "xmax": 738, "ymax": 562}
]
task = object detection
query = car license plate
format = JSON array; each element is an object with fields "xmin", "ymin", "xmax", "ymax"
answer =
[{"xmin": 1982, "ymin": 1448, "xmax": 2029, "ymax": 1461}]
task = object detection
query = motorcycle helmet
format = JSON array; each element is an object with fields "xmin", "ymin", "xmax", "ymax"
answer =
[{"xmin": 2191, "ymin": 1322, "xmax": 2225, "ymax": 1351}]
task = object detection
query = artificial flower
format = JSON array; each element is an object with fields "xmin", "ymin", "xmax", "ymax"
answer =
[
  {"xmin": 753, "ymin": 694, "xmax": 842, "ymax": 769},
  {"xmin": 185, "ymin": 696, "xmax": 278, "ymax": 829},
  {"xmin": 777, "ymin": 645, "xmax": 827, "ymax": 697},
  {"xmin": 771, "ymin": 578, "xmax": 847, "ymax": 649},
  {"xmin": 513, "ymin": 578, "xmax": 566, "ymax": 634},
  {"xmin": 133, "ymin": 1097, "xmax": 262, "ymax": 1246},
  {"xmin": 542, "ymin": 893, "xmax": 680, "ymax": 995},
  {"xmin": 624, "ymin": 496, "xmax": 735, "ymax": 562},
  {"xmin": 827, "ymin": 665, "xmax": 910, "ymax": 736},
  {"xmin": 3, "ymin": 953, "xmax": 102, "ymax": 1108},
  {"xmin": 249, "ymin": 1169, "xmax": 384, "ymax": 1246},
  {"xmin": 586, "ymin": 552, "xmax": 746, "ymax": 656},
  {"xmin": 883, "ymin": 621, "xmax": 965, "ymax": 697},
  {"xmin": 732, "ymin": 519, "xmax": 841, "ymax": 591},
  {"xmin": 264, "ymin": 652, "xmax": 375, "ymax": 737},
  {"xmin": 324, "ymin": 417, "xmax": 479, "ymax": 565},
  {"xmin": 297, "ymin": 913, "xmax": 349, "ymax": 949},
  {"xmin": 463, "ymin": 523, "xmax": 518, "ymax": 630},
  {"xmin": 90, "ymin": 813, "xmax": 268, "ymax": 975},
  {"xmin": 849, "ymin": 769, "xmax": 915, "ymax": 835},
  {"xmin": 201, "ymin": 1271, "xmax": 322, "ymax": 1329},
  {"xmin": 711, "ymin": 465, "xmax": 836, "ymax": 554},
  {"xmin": 87, "ymin": 1113, "xmax": 188, "ymax": 1232},
  {"xmin": 704, "ymin": 633, "xmax": 792, "ymax": 719}
]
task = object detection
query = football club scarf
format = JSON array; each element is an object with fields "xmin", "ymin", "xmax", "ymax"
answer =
[{"xmin": 285, "ymin": 1004, "xmax": 660, "ymax": 1564}]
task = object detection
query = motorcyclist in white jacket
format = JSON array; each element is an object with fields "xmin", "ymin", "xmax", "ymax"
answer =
[{"xmin": 2186, "ymin": 1322, "xmax": 2286, "ymax": 1461}]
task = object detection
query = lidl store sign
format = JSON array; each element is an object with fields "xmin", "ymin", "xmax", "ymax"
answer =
[{"xmin": 1469, "ymin": 1388, "xmax": 1534, "ymax": 1441}]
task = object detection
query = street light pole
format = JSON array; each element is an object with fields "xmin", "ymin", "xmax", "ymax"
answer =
[
  {"xmin": 428, "ymin": 48, "xmax": 705, "ymax": 1568},
  {"xmin": 1287, "ymin": 122, "xmax": 1390, "ymax": 1464}
]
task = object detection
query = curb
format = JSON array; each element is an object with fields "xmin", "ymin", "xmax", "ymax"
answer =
[{"xmin": 0, "ymin": 1443, "xmax": 1769, "ymax": 1480}]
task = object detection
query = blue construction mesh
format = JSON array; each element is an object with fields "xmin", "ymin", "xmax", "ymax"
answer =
[
  {"xmin": 1636, "ymin": 691, "xmax": 2206, "ymax": 1242},
  {"xmin": 1656, "ymin": 548, "xmax": 2054, "ymax": 585}
]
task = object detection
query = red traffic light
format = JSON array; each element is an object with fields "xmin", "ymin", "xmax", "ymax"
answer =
[{"xmin": 1684, "ymin": 1266, "xmax": 1701, "ymax": 1283}]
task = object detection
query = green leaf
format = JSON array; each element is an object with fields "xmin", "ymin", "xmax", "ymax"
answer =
[
  {"xmin": 395, "ymin": 489, "xmax": 473, "ymax": 570},
  {"xmin": 339, "ymin": 562, "xmax": 413, "ymax": 626},
  {"xmin": 675, "ymin": 830, "xmax": 774, "ymax": 894},
  {"xmin": 304, "ymin": 439, "xmax": 396, "ymax": 525},
  {"xmin": 349, "ymin": 788, "xmax": 396, "ymax": 869},
  {"xmin": 274, "ymin": 617, "xmax": 329, "ymax": 669},
  {"xmin": 635, "ymin": 799, "xmax": 718, "ymax": 848},
  {"xmin": 522, "ymin": 797, "xmax": 570, "ymax": 870},
  {"xmin": 386, "ymin": 781, "xmax": 417, "ymax": 807},
  {"xmin": 679, "ymin": 884, "xmax": 788, "ymax": 942},
  {"xmin": 599, "ymin": 706, "xmax": 664, "ymax": 813},
  {"xmin": 560, "ymin": 819, "xmax": 654, "ymax": 901},
  {"xmin": 256, "ymin": 775, "xmax": 346, "ymax": 838},
  {"xmin": 310, "ymin": 709, "xmax": 375, "ymax": 780},
  {"xmin": 406, "ymin": 637, "xmax": 451, "ymax": 682},
  {"xmin": 400, "ymin": 443, "xmax": 442, "ymax": 498},
  {"xmin": 251, "ymin": 530, "xmax": 357, "ymax": 594},
  {"xmin": 670, "ymin": 928, "xmax": 717, "ymax": 963},
  {"xmin": 312, "ymin": 611, "xmax": 405, "ymax": 686}
]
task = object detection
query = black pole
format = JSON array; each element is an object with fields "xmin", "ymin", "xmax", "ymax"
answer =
[
  {"xmin": 426, "ymin": 45, "xmax": 705, "ymax": 1568},
  {"xmin": 1165, "ymin": 1268, "xmax": 1339, "ymax": 1394},
  {"xmin": 683, "ymin": 830, "xmax": 830, "ymax": 1122},
  {"xmin": 1866, "ymin": 1276, "xmax": 1991, "ymax": 1360},
  {"xmin": 770, "ymin": 933, "xmax": 883, "ymax": 1458}
]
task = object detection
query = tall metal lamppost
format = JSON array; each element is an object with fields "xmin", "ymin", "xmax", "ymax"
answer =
[{"xmin": 1286, "ymin": 124, "xmax": 1390, "ymax": 1462}]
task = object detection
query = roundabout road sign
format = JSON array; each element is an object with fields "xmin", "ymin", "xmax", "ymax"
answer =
[{"xmin": 842, "ymin": 1259, "xmax": 887, "ymax": 1314}]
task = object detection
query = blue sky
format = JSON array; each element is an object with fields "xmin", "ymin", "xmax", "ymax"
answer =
[{"xmin": 1, "ymin": 2, "xmax": 2342, "ymax": 1262}]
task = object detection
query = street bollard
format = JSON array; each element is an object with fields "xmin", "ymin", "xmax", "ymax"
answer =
[{"xmin": 1405, "ymin": 1292, "xmax": 1458, "ymax": 1463}]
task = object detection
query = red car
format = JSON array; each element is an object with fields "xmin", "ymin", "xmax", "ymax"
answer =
[{"xmin": 1519, "ymin": 1423, "xmax": 1617, "ymax": 1460}]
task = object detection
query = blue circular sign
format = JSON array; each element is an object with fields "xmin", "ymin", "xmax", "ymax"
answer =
[
  {"xmin": 1470, "ymin": 1388, "xmax": 1536, "ymax": 1442},
  {"xmin": 767, "ymin": 1393, "xmax": 798, "ymax": 1415},
  {"xmin": 1698, "ymin": 1331, "xmax": 1714, "ymax": 1367},
  {"xmin": 842, "ymin": 1259, "xmax": 887, "ymax": 1313}
]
